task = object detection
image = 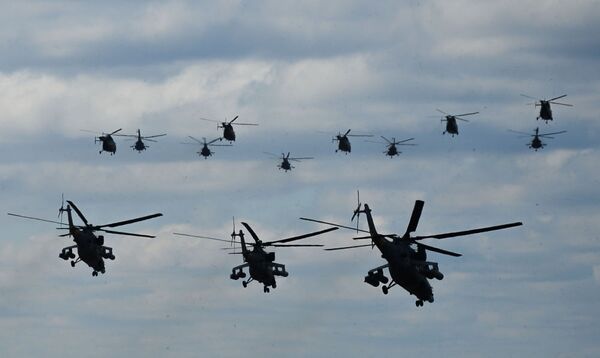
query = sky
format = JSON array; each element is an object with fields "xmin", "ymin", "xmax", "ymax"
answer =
[{"xmin": 0, "ymin": 1, "xmax": 599, "ymax": 357}]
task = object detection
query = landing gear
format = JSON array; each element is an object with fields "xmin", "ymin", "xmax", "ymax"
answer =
[
  {"xmin": 263, "ymin": 286, "xmax": 270, "ymax": 293},
  {"xmin": 71, "ymin": 261, "xmax": 76, "ymax": 267},
  {"xmin": 92, "ymin": 271, "xmax": 98, "ymax": 277},
  {"xmin": 242, "ymin": 281, "xmax": 247, "ymax": 288},
  {"xmin": 382, "ymin": 286, "xmax": 388, "ymax": 295},
  {"xmin": 415, "ymin": 300, "xmax": 423, "ymax": 307}
]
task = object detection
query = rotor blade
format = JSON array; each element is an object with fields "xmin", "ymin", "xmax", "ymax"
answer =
[
  {"xmin": 144, "ymin": 139, "xmax": 158, "ymax": 143},
  {"xmin": 110, "ymin": 128, "xmax": 123, "ymax": 135},
  {"xmin": 456, "ymin": 117, "xmax": 470, "ymax": 122},
  {"xmin": 173, "ymin": 232, "xmax": 232, "ymax": 243},
  {"xmin": 299, "ymin": 217, "xmax": 370, "ymax": 234},
  {"xmin": 188, "ymin": 136, "xmax": 204, "ymax": 144},
  {"xmin": 113, "ymin": 134, "xmax": 137, "ymax": 137},
  {"xmin": 549, "ymin": 102, "xmax": 573, "ymax": 107},
  {"xmin": 405, "ymin": 200, "xmax": 425, "ymax": 236},
  {"xmin": 415, "ymin": 242, "xmax": 462, "ymax": 257},
  {"xmin": 263, "ymin": 151, "xmax": 279, "ymax": 158},
  {"xmin": 231, "ymin": 122, "xmax": 258, "ymax": 126},
  {"xmin": 229, "ymin": 115, "xmax": 239, "ymax": 124},
  {"xmin": 520, "ymin": 94, "xmax": 539, "ymax": 100},
  {"xmin": 324, "ymin": 243, "xmax": 373, "ymax": 251},
  {"xmin": 347, "ymin": 134, "xmax": 374, "ymax": 137},
  {"xmin": 395, "ymin": 138, "xmax": 415, "ymax": 144},
  {"xmin": 143, "ymin": 134, "xmax": 167, "ymax": 138},
  {"xmin": 380, "ymin": 136, "xmax": 392, "ymax": 144},
  {"xmin": 100, "ymin": 229, "xmax": 155, "ymax": 238},
  {"xmin": 289, "ymin": 157, "xmax": 314, "ymax": 161},
  {"xmin": 456, "ymin": 112, "xmax": 479, "ymax": 117},
  {"xmin": 208, "ymin": 144, "xmax": 233, "ymax": 147},
  {"xmin": 344, "ymin": 129, "xmax": 351, "ymax": 136},
  {"xmin": 508, "ymin": 129, "xmax": 533, "ymax": 136},
  {"xmin": 436, "ymin": 109, "xmax": 449, "ymax": 115},
  {"xmin": 7, "ymin": 213, "xmax": 65, "ymax": 226},
  {"xmin": 413, "ymin": 222, "xmax": 523, "ymax": 240},
  {"xmin": 98, "ymin": 213, "xmax": 163, "ymax": 228},
  {"xmin": 270, "ymin": 244, "xmax": 324, "ymax": 247},
  {"xmin": 262, "ymin": 227, "xmax": 338, "ymax": 245},
  {"xmin": 540, "ymin": 130, "xmax": 567, "ymax": 136},
  {"xmin": 241, "ymin": 222, "xmax": 261, "ymax": 244},
  {"xmin": 548, "ymin": 94, "xmax": 567, "ymax": 101},
  {"xmin": 66, "ymin": 201, "xmax": 89, "ymax": 226},
  {"xmin": 207, "ymin": 137, "xmax": 221, "ymax": 145},
  {"xmin": 80, "ymin": 129, "xmax": 99, "ymax": 134},
  {"xmin": 198, "ymin": 117, "xmax": 219, "ymax": 123}
]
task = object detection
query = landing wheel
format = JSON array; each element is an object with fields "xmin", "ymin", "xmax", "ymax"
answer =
[
  {"xmin": 242, "ymin": 281, "xmax": 248, "ymax": 288},
  {"xmin": 263, "ymin": 286, "xmax": 270, "ymax": 293},
  {"xmin": 272, "ymin": 282, "xmax": 277, "ymax": 289},
  {"xmin": 415, "ymin": 300, "xmax": 423, "ymax": 307},
  {"xmin": 380, "ymin": 276, "xmax": 389, "ymax": 284},
  {"xmin": 92, "ymin": 271, "xmax": 98, "ymax": 277},
  {"xmin": 382, "ymin": 285, "xmax": 389, "ymax": 295},
  {"xmin": 70, "ymin": 261, "xmax": 76, "ymax": 267}
]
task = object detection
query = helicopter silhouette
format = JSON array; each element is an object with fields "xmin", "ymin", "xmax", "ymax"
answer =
[
  {"xmin": 81, "ymin": 128, "xmax": 122, "ymax": 155},
  {"xmin": 198, "ymin": 115, "xmax": 258, "ymax": 142},
  {"xmin": 8, "ymin": 198, "xmax": 162, "ymax": 276},
  {"xmin": 436, "ymin": 109, "xmax": 479, "ymax": 136},
  {"xmin": 301, "ymin": 193, "xmax": 522, "ymax": 306},
  {"xmin": 181, "ymin": 136, "xmax": 231, "ymax": 159},
  {"xmin": 174, "ymin": 220, "xmax": 337, "ymax": 293},
  {"xmin": 264, "ymin": 152, "xmax": 314, "ymax": 172},
  {"xmin": 333, "ymin": 129, "xmax": 373, "ymax": 154},
  {"xmin": 115, "ymin": 129, "xmax": 166, "ymax": 152},
  {"xmin": 520, "ymin": 94, "xmax": 573, "ymax": 122},
  {"xmin": 367, "ymin": 136, "xmax": 416, "ymax": 158},
  {"xmin": 509, "ymin": 127, "xmax": 567, "ymax": 151}
]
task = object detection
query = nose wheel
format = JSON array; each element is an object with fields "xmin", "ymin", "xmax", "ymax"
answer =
[
  {"xmin": 263, "ymin": 286, "xmax": 270, "ymax": 293},
  {"xmin": 415, "ymin": 300, "xmax": 423, "ymax": 307}
]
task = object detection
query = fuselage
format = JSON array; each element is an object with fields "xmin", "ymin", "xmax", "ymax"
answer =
[
  {"xmin": 71, "ymin": 228, "xmax": 105, "ymax": 273},
  {"xmin": 244, "ymin": 248, "xmax": 276, "ymax": 286},
  {"xmin": 200, "ymin": 144, "xmax": 212, "ymax": 158},
  {"xmin": 280, "ymin": 159, "xmax": 291, "ymax": 171},
  {"xmin": 445, "ymin": 117, "xmax": 459, "ymax": 135},
  {"xmin": 386, "ymin": 145, "xmax": 398, "ymax": 157},
  {"xmin": 222, "ymin": 124, "xmax": 236, "ymax": 141},
  {"xmin": 539, "ymin": 101, "xmax": 552, "ymax": 121},
  {"xmin": 100, "ymin": 135, "xmax": 117, "ymax": 154},
  {"xmin": 134, "ymin": 139, "xmax": 146, "ymax": 152},
  {"xmin": 337, "ymin": 136, "xmax": 351, "ymax": 153}
]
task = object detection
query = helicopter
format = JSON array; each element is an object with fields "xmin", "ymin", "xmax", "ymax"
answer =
[
  {"xmin": 8, "ymin": 199, "xmax": 162, "ymax": 276},
  {"xmin": 436, "ymin": 109, "xmax": 479, "ymax": 136},
  {"xmin": 520, "ymin": 94, "xmax": 573, "ymax": 122},
  {"xmin": 301, "ymin": 193, "xmax": 522, "ymax": 307},
  {"xmin": 81, "ymin": 128, "xmax": 122, "ymax": 155},
  {"xmin": 509, "ymin": 127, "xmax": 567, "ymax": 151},
  {"xmin": 115, "ymin": 129, "xmax": 166, "ymax": 152},
  {"xmin": 368, "ymin": 136, "xmax": 416, "ymax": 158},
  {"xmin": 198, "ymin": 115, "xmax": 258, "ymax": 142},
  {"xmin": 333, "ymin": 129, "xmax": 373, "ymax": 154},
  {"xmin": 182, "ymin": 136, "xmax": 231, "ymax": 159},
  {"xmin": 174, "ymin": 221, "xmax": 337, "ymax": 293},
  {"xmin": 264, "ymin": 152, "xmax": 314, "ymax": 172}
]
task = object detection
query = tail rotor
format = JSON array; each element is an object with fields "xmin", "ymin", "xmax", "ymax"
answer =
[{"xmin": 350, "ymin": 190, "xmax": 362, "ymax": 233}]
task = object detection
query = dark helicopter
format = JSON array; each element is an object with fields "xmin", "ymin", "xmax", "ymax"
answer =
[
  {"xmin": 368, "ymin": 136, "xmax": 416, "ymax": 158},
  {"xmin": 264, "ymin": 152, "xmax": 314, "ymax": 172},
  {"xmin": 116, "ymin": 129, "xmax": 166, "ymax": 152},
  {"xmin": 8, "ymin": 199, "xmax": 162, "ymax": 276},
  {"xmin": 174, "ymin": 221, "xmax": 337, "ymax": 293},
  {"xmin": 333, "ymin": 129, "xmax": 373, "ymax": 154},
  {"xmin": 81, "ymin": 128, "xmax": 122, "ymax": 155},
  {"xmin": 301, "ymin": 194, "xmax": 522, "ymax": 307},
  {"xmin": 182, "ymin": 136, "xmax": 231, "ymax": 159},
  {"xmin": 520, "ymin": 94, "xmax": 573, "ymax": 122},
  {"xmin": 436, "ymin": 109, "xmax": 479, "ymax": 136},
  {"xmin": 199, "ymin": 115, "xmax": 258, "ymax": 142},
  {"xmin": 509, "ymin": 127, "xmax": 567, "ymax": 151}
]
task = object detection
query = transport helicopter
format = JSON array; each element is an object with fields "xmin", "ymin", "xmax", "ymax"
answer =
[
  {"xmin": 198, "ymin": 115, "xmax": 258, "ymax": 142},
  {"xmin": 509, "ymin": 127, "xmax": 567, "ymax": 151},
  {"xmin": 174, "ymin": 221, "xmax": 337, "ymax": 293},
  {"xmin": 81, "ymin": 128, "xmax": 122, "ymax": 155},
  {"xmin": 436, "ymin": 109, "xmax": 479, "ymax": 136},
  {"xmin": 8, "ymin": 199, "xmax": 162, "ymax": 276},
  {"xmin": 520, "ymin": 94, "xmax": 572, "ymax": 122},
  {"xmin": 333, "ymin": 129, "xmax": 373, "ymax": 154},
  {"xmin": 301, "ymin": 193, "xmax": 522, "ymax": 307},
  {"xmin": 367, "ymin": 136, "xmax": 416, "ymax": 158},
  {"xmin": 181, "ymin": 136, "xmax": 231, "ymax": 159},
  {"xmin": 264, "ymin": 152, "xmax": 314, "ymax": 172},
  {"xmin": 115, "ymin": 129, "xmax": 166, "ymax": 152}
]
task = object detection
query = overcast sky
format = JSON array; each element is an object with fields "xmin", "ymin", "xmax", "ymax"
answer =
[{"xmin": 1, "ymin": 1, "xmax": 599, "ymax": 357}]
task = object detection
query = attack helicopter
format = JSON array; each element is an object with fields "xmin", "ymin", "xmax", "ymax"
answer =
[
  {"xmin": 8, "ymin": 199, "xmax": 162, "ymax": 276},
  {"xmin": 181, "ymin": 136, "xmax": 231, "ymax": 159},
  {"xmin": 520, "ymin": 94, "xmax": 573, "ymax": 122},
  {"xmin": 81, "ymin": 128, "xmax": 122, "ymax": 155},
  {"xmin": 368, "ymin": 136, "xmax": 416, "ymax": 158},
  {"xmin": 174, "ymin": 221, "xmax": 337, "ymax": 293},
  {"xmin": 115, "ymin": 129, "xmax": 166, "ymax": 152},
  {"xmin": 509, "ymin": 127, "xmax": 567, "ymax": 151},
  {"xmin": 301, "ymin": 193, "xmax": 522, "ymax": 307},
  {"xmin": 436, "ymin": 109, "xmax": 479, "ymax": 136},
  {"xmin": 198, "ymin": 115, "xmax": 258, "ymax": 142},
  {"xmin": 264, "ymin": 152, "xmax": 314, "ymax": 172},
  {"xmin": 333, "ymin": 129, "xmax": 373, "ymax": 154}
]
